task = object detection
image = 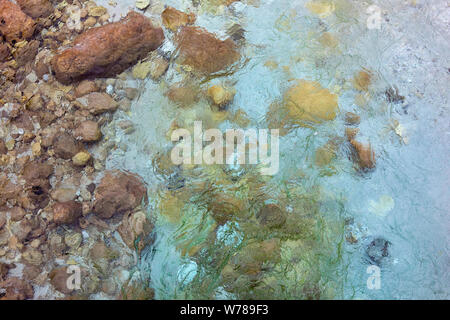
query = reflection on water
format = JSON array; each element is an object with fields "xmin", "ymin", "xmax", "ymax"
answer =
[{"xmin": 104, "ymin": 0, "xmax": 449, "ymax": 299}]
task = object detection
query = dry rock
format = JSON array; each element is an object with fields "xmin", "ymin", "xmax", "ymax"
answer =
[
  {"xmin": 51, "ymin": 12, "xmax": 164, "ymax": 84},
  {"xmin": 53, "ymin": 201, "xmax": 82, "ymax": 225},
  {"xmin": 93, "ymin": 170, "xmax": 147, "ymax": 219},
  {"xmin": 0, "ymin": 0, "xmax": 36, "ymax": 44},
  {"xmin": 16, "ymin": 0, "xmax": 53, "ymax": 19},
  {"xmin": 0, "ymin": 277, "xmax": 34, "ymax": 300}
]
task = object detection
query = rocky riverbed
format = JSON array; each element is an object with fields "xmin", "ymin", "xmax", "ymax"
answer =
[{"xmin": 0, "ymin": 0, "xmax": 448, "ymax": 300}]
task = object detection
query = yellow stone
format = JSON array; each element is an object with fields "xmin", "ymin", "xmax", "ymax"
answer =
[
  {"xmin": 159, "ymin": 192, "xmax": 184, "ymax": 223},
  {"xmin": 135, "ymin": 0, "xmax": 150, "ymax": 10},
  {"xmin": 31, "ymin": 142, "xmax": 41, "ymax": 157},
  {"xmin": 5, "ymin": 140, "xmax": 15, "ymax": 151},
  {"xmin": 132, "ymin": 61, "xmax": 152, "ymax": 79},
  {"xmin": 319, "ymin": 32, "xmax": 338, "ymax": 48},
  {"xmin": 207, "ymin": 85, "xmax": 235, "ymax": 107},
  {"xmin": 284, "ymin": 80, "xmax": 339, "ymax": 124},
  {"xmin": 353, "ymin": 70, "xmax": 372, "ymax": 92},
  {"xmin": 305, "ymin": 0, "xmax": 335, "ymax": 18},
  {"xmin": 72, "ymin": 151, "xmax": 91, "ymax": 166},
  {"xmin": 88, "ymin": 6, "xmax": 107, "ymax": 17},
  {"xmin": 315, "ymin": 144, "xmax": 336, "ymax": 167}
]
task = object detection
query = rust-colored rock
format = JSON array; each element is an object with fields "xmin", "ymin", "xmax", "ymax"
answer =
[
  {"xmin": 93, "ymin": 170, "xmax": 147, "ymax": 219},
  {"xmin": 350, "ymin": 140, "xmax": 376, "ymax": 171},
  {"xmin": 53, "ymin": 201, "xmax": 82, "ymax": 225},
  {"xmin": 84, "ymin": 92, "xmax": 118, "ymax": 115},
  {"xmin": 161, "ymin": 6, "xmax": 195, "ymax": 31},
  {"xmin": 0, "ymin": 0, "xmax": 36, "ymax": 44},
  {"xmin": 51, "ymin": 12, "xmax": 164, "ymax": 84},
  {"xmin": 74, "ymin": 120, "xmax": 101, "ymax": 142},
  {"xmin": 0, "ymin": 277, "xmax": 34, "ymax": 300},
  {"xmin": 74, "ymin": 80, "xmax": 98, "ymax": 98},
  {"xmin": 16, "ymin": 0, "xmax": 53, "ymax": 19},
  {"xmin": 175, "ymin": 26, "xmax": 240, "ymax": 74}
]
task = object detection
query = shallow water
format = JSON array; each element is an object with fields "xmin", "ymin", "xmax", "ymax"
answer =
[{"xmin": 102, "ymin": 0, "xmax": 449, "ymax": 299}]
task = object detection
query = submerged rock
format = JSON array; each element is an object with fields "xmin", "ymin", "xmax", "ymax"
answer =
[
  {"xmin": 0, "ymin": 0, "xmax": 36, "ymax": 44},
  {"xmin": 350, "ymin": 140, "xmax": 376, "ymax": 171},
  {"xmin": 161, "ymin": 6, "xmax": 196, "ymax": 31},
  {"xmin": 16, "ymin": 0, "xmax": 53, "ymax": 19},
  {"xmin": 284, "ymin": 80, "xmax": 339, "ymax": 124},
  {"xmin": 51, "ymin": 12, "xmax": 164, "ymax": 84},
  {"xmin": 256, "ymin": 204, "xmax": 286, "ymax": 229},
  {"xmin": 175, "ymin": 26, "xmax": 240, "ymax": 74},
  {"xmin": 353, "ymin": 70, "xmax": 372, "ymax": 92},
  {"xmin": 93, "ymin": 171, "xmax": 147, "ymax": 219},
  {"xmin": 366, "ymin": 238, "xmax": 391, "ymax": 265},
  {"xmin": 207, "ymin": 85, "xmax": 235, "ymax": 108}
]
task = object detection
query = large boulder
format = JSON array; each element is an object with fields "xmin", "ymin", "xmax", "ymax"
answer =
[
  {"xmin": 175, "ymin": 26, "xmax": 240, "ymax": 74},
  {"xmin": 93, "ymin": 171, "xmax": 147, "ymax": 219},
  {"xmin": 0, "ymin": 0, "xmax": 36, "ymax": 44},
  {"xmin": 51, "ymin": 11, "xmax": 164, "ymax": 84}
]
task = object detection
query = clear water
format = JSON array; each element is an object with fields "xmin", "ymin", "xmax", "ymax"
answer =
[{"xmin": 101, "ymin": 0, "xmax": 449, "ymax": 299}]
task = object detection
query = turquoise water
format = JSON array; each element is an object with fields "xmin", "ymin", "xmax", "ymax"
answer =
[{"xmin": 102, "ymin": 0, "xmax": 449, "ymax": 299}]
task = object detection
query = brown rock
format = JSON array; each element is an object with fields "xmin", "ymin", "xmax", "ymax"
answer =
[
  {"xmin": 93, "ymin": 170, "xmax": 147, "ymax": 219},
  {"xmin": 166, "ymin": 85, "xmax": 199, "ymax": 107},
  {"xmin": 0, "ymin": 263, "xmax": 13, "ymax": 281},
  {"xmin": 16, "ymin": 0, "xmax": 53, "ymax": 19},
  {"xmin": 345, "ymin": 127, "xmax": 359, "ymax": 141},
  {"xmin": 0, "ymin": 139, "xmax": 7, "ymax": 154},
  {"xmin": 0, "ymin": 212, "xmax": 5, "ymax": 229},
  {"xmin": 0, "ymin": 175, "xmax": 21, "ymax": 208},
  {"xmin": 117, "ymin": 210, "xmax": 153, "ymax": 251},
  {"xmin": 53, "ymin": 133, "xmax": 83, "ymax": 159},
  {"xmin": 0, "ymin": 277, "xmax": 34, "ymax": 300},
  {"xmin": 0, "ymin": 42, "xmax": 10, "ymax": 61},
  {"xmin": 350, "ymin": 140, "xmax": 376, "ymax": 171},
  {"xmin": 0, "ymin": 0, "xmax": 36, "ymax": 44},
  {"xmin": 10, "ymin": 206, "xmax": 26, "ymax": 222},
  {"xmin": 49, "ymin": 267, "xmax": 73, "ymax": 295},
  {"xmin": 256, "ymin": 204, "xmax": 286, "ymax": 228},
  {"xmin": 161, "ymin": 6, "xmax": 195, "ymax": 31},
  {"xmin": 74, "ymin": 120, "xmax": 101, "ymax": 142},
  {"xmin": 84, "ymin": 92, "xmax": 118, "ymax": 115},
  {"xmin": 345, "ymin": 112, "xmax": 361, "ymax": 126},
  {"xmin": 51, "ymin": 12, "xmax": 164, "ymax": 84},
  {"xmin": 22, "ymin": 161, "xmax": 53, "ymax": 182},
  {"xmin": 53, "ymin": 201, "xmax": 82, "ymax": 225},
  {"xmin": 175, "ymin": 26, "xmax": 240, "ymax": 74},
  {"xmin": 74, "ymin": 80, "xmax": 98, "ymax": 98},
  {"xmin": 14, "ymin": 39, "xmax": 39, "ymax": 67}
]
